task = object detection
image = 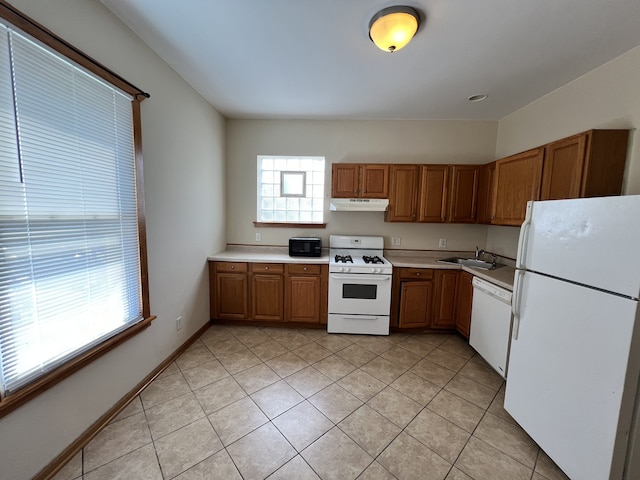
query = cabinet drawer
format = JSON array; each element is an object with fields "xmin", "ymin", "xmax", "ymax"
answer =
[
  {"xmin": 251, "ymin": 263, "xmax": 284, "ymax": 274},
  {"xmin": 215, "ymin": 262, "xmax": 248, "ymax": 273},
  {"xmin": 398, "ymin": 268, "xmax": 434, "ymax": 280},
  {"xmin": 287, "ymin": 264, "xmax": 321, "ymax": 275}
]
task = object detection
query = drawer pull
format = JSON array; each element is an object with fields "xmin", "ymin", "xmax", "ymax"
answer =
[
  {"xmin": 416, "ymin": 272, "xmax": 420, "ymax": 276},
  {"xmin": 304, "ymin": 267, "xmax": 308, "ymax": 271},
  {"xmin": 265, "ymin": 266, "xmax": 269, "ymax": 270},
  {"xmin": 231, "ymin": 265, "xmax": 235, "ymax": 269}
]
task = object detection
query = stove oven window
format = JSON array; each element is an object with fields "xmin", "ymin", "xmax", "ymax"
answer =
[{"xmin": 343, "ymin": 283, "xmax": 378, "ymax": 300}]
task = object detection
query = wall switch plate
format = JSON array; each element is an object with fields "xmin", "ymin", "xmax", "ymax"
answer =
[
  {"xmin": 176, "ymin": 316, "xmax": 183, "ymax": 331},
  {"xmin": 255, "ymin": 233, "xmax": 261, "ymax": 241},
  {"xmin": 438, "ymin": 238, "xmax": 447, "ymax": 249},
  {"xmin": 391, "ymin": 237, "xmax": 401, "ymax": 246}
]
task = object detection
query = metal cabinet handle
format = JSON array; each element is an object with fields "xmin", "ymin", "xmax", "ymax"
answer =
[
  {"xmin": 303, "ymin": 267, "xmax": 308, "ymax": 271},
  {"xmin": 416, "ymin": 272, "xmax": 421, "ymax": 276},
  {"xmin": 231, "ymin": 265, "xmax": 235, "ymax": 269}
]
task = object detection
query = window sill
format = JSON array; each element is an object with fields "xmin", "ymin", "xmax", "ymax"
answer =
[
  {"xmin": 253, "ymin": 222, "xmax": 327, "ymax": 228},
  {"xmin": 0, "ymin": 315, "xmax": 156, "ymax": 419}
]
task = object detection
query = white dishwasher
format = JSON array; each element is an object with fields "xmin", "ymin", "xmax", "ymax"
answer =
[{"xmin": 469, "ymin": 277, "xmax": 513, "ymax": 379}]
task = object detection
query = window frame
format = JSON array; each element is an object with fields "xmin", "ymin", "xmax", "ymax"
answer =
[{"xmin": 0, "ymin": 1, "xmax": 153, "ymax": 418}]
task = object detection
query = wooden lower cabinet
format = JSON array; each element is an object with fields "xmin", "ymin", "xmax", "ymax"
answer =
[
  {"xmin": 285, "ymin": 264, "xmax": 325, "ymax": 324},
  {"xmin": 398, "ymin": 281, "xmax": 434, "ymax": 328},
  {"xmin": 431, "ymin": 270, "xmax": 459, "ymax": 329},
  {"xmin": 211, "ymin": 262, "xmax": 249, "ymax": 320},
  {"xmin": 394, "ymin": 268, "xmax": 463, "ymax": 330},
  {"xmin": 251, "ymin": 263, "xmax": 284, "ymax": 321},
  {"xmin": 455, "ymin": 271, "xmax": 474, "ymax": 338},
  {"xmin": 209, "ymin": 261, "xmax": 327, "ymax": 325}
]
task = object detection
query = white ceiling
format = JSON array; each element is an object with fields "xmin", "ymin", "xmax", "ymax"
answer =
[{"xmin": 101, "ymin": 0, "xmax": 640, "ymax": 121}]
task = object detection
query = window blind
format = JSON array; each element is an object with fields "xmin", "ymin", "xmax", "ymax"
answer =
[{"xmin": 0, "ymin": 24, "xmax": 142, "ymax": 396}]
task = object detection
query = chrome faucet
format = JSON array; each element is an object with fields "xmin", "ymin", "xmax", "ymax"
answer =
[{"xmin": 475, "ymin": 246, "xmax": 486, "ymax": 260}]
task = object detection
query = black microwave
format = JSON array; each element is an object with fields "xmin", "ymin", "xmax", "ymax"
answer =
[{"xmin": 289, "ymin": 237, "xmax": 322, "ymax": 257}]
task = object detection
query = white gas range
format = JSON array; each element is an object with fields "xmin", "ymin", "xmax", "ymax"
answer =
[{"xmin": 327, "ymin": 235, "xmax": 392, "ymax": 335}]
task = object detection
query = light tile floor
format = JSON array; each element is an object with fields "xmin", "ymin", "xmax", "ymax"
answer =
[{"xmin": 53, "ymin": 324, "xmax": 570, "ymax": 480}]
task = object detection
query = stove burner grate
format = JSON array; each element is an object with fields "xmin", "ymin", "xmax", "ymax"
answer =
[
  {"xmin": 334, "ymin": 255, "xmax": 353, "ymax": 263},
  {"xmin": 363, "ymin": 255, "xmax": 384, "ymax": 264}
]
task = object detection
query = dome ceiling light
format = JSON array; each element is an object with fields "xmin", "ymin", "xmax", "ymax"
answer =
[{"xmin": 369, "ymin": 6, "xmax": 421, "ymax": 53}]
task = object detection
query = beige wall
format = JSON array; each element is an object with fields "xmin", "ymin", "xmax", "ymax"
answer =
[
  {"xmin": 226, "ymin": 119, "xmax": 497, "ymax": 252},
  {"xmin": 487, "ymin": 45, "xmax": 640, "ymax": 257},
  {"xmin": 0, "ymin": 1, "xmax": 226, "ymax": 479}
]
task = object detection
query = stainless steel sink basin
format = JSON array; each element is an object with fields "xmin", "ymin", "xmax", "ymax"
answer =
[{"xmin": 437, "ymin": 256, "xmax": 504, "ymax": 270}]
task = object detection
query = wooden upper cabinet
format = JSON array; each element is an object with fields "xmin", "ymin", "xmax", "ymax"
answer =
[
  {"xmin": 386, "ymin": 165, "xmax": 420, "ymax": 222},
  {"xmin": 418, "ymin": 165, "xmax": 449, "ymax": 223},
  {"xmin": 361, "ymin": 164, "xmax": 389, "ymax": 198},
  {"xmin": 331, "ymin": 163, "xmax": 389, "ymax": 198},
  {"xmin": 331, "ymin": 164, "xmax": 360, "ymax": 197},
  {"xmin": 476, "ymin": 161, "xmax": 496, "ymax": 224},
  {"xmin": 541, "ymin": 130, "xmax": 629, "ymax": 201},
  {"xmin": 448, "ymin": 165, "xmax": 479, "ymax": 223},
  {"xmin": 492, "ymin": 148, "xmax": 544, "ymax": 226}
]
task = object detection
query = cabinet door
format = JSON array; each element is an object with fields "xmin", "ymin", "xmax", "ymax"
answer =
[
  {"xmin": 252, "ymin": 274, "xmax": 284, "ymax": 321},
  {"xmin": 398, "ymin": 280, "xmax": 433, "ymax": 328},
  {"xmin": 455, "ymin": 271, "xmax": 474, "ymax": 339},
  {"xmin": 361, "ymin": 164, "xmax": 389, "ymax": 198},
  {"xmin": 492, "ymin": 148, "xmax": 544, "ymax": 226},
  {"xmin": 216, "ymin": 272, "xmax": 249, "ymax": 319},
  {"xmin": 331, "ymin": 164, "xmax": 360, "ymax": 197},
  {"xmin": 286, "ymin": 275, "xmax": 321, "ymax": 323},
  {"xmin": 418, "ymin": 165, "xmax": 449, "ymax": 223},
  {"xmin": 386, "ymin": 165, "xmax": 419, "ymax": 222},
  {"xmin": 476, "ymin": 162, "xmax": 496, "ymax": 224},
  {"xmin": 448, "ymin": 165, "xmax": 479, "ymax": 223},
  {"xmin": 432, "ymin": 270, "xmax": 459, "ymax": 329},
  {"xmin": 540, "ymin": 134, "xmax": 587, "ymax": 200}
]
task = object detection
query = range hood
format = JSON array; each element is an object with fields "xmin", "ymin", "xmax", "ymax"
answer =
[{"xmin": 329, "ymin": 198, "xmax": 389, "ymax": 212}]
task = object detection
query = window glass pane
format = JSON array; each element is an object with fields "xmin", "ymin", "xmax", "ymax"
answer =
[
  {"xmin": 256, "ymin": 156, "xmax": 325, "ymax": 224},
  {"xmin": 281, "ymin": 171, "xmax": 305, "ymax": 197}
]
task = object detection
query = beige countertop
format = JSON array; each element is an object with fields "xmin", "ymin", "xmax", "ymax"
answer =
[
  {"xmin": 385, "ymin": 253, "xmax": 515, "ymax": 291},
  {"xmin": 208, "ymin": 246, "xmax": 330, "ymax": 264},
  {"xmin": 208, "ymin": 247, "xmax": 515, "ymax": 290}
]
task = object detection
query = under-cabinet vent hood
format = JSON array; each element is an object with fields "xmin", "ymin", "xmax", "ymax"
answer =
[{"xmin": 329, "ymin": 198, "xmax": 389, "ymax": 212}]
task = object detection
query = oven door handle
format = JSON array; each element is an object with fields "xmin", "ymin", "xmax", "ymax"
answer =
[
  {"xmin": 330, "ymin": 274, "xmax": 391, "ymax": 282},
  {"xmin": 339, "ymin": 315, "xmax": 381, "ymax": 321}
]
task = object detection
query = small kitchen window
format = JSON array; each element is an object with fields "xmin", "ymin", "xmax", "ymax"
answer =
[{"xmin": 256, "ymin": 156, "xmax": 325, "ymax": 226}]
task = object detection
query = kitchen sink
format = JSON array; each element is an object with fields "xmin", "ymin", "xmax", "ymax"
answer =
[{"xmin": 437, "ymin": 256, "xmax": 504, "ymax": 270}]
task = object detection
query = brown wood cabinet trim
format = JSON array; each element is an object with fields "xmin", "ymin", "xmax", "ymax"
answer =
[
  {"xmin": 32, "ymin": 321, "xmax": 209, "ymax": 480},
  {"xmin": 253, "ymin": 222, "xmax": 327, "ymax": 228},
  {"xmin": 0, "ymin": 315, "xmax": 156, "ymax": 419}
]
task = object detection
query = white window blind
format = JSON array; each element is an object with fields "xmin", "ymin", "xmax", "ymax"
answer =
[{"xmin": 0, "ymin": 25, "xmax": 142, "ymax": 395}]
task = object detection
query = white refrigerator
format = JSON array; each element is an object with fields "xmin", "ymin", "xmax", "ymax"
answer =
[{"xmin": 505, "ymin": 195, "xmax": 640, "ymax": 480}]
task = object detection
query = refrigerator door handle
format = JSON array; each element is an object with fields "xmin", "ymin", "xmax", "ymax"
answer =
[
  {"xmin": 516, "ymin": 202, "xmax": 533, "ymax": 269},
  {"xmin": 512, "ymin": 270, "xmax": 524, "ymax": 340}
]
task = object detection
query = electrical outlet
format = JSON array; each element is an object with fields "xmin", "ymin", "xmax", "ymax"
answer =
[
  {"xmin": 438, "ymin": 238, "xmax": 447, "ymax": 249},
  {"xmin": 391, "ymin": 237, "xmax": 401, "ymax": 246},
  {"xmin": 256, "ymin": 233, "xmax": 261, "ymax": 241},
  {"xmin": 176, "ymin": 316, "xmax": 183, "ymax": 331}
]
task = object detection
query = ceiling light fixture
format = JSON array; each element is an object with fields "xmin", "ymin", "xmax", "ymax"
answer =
[
  {"xmin": 468, "ymin": 94, "xmax": 488, "ymax": 102},
  {"xmin": 369, "ymin": 6, "xmax": 420, "ymax": 53}
]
